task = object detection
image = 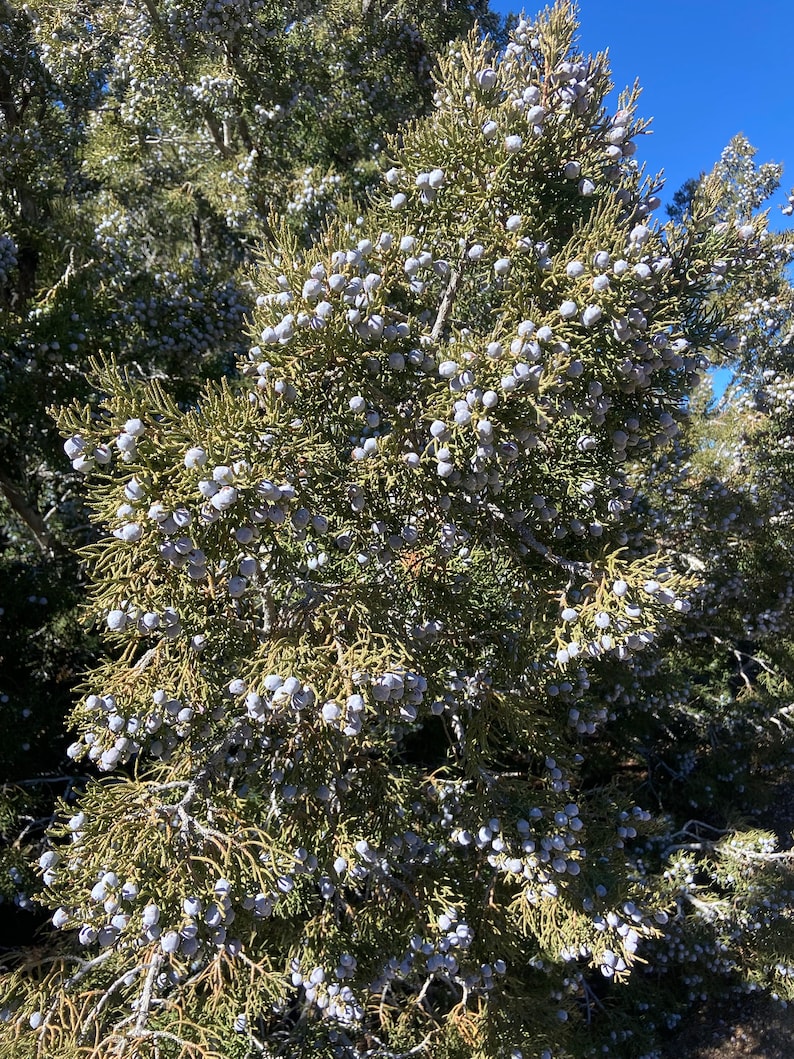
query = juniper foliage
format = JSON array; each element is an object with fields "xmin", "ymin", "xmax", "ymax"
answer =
[
  {"xmin": 2, "ymin": 5, "xmax": 794, "ymax": 1059},
  {"xmin": 0, "ymin": 0, "xmax": 493, "ymax": 946}
]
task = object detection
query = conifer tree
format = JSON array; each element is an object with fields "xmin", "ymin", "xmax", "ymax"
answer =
[
  {"xmin": 605, "ymin": 135, "xmax": 794, "ymax": 1034},
  {"xmin": 2, "ymin": 5, "xmax": 794, "ymax": 1058},
  {"xmin": 1, "ymin": 0, "xmax": 497, "ymax": 544},
  {"xmin": 0, "ymin": 0, "xmax": 495, "ymax": 940}
]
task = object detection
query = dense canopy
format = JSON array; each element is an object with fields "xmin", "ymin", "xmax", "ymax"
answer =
[{"xmin": 1, "ymin": 3, "xmax": 794, "ymax": 1058}]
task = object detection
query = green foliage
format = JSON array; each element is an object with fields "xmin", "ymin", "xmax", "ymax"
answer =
[
  {"xmin": 0, "ymin": 0, "xmax": 497, "ymax": 1003},
  {"xmin": 2, "ymin": 3, "xmax": 794, "ymax": 1058}
]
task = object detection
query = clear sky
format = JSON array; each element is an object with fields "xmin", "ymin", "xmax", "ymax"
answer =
[{"xmin": 490, "ymin": 1, "xmax": 793, "ymax": 216}]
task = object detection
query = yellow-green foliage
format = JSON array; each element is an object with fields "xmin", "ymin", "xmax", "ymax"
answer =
[{"xmin": 3, "ymin": 5, "xmax": 794, "ymax": 1059}]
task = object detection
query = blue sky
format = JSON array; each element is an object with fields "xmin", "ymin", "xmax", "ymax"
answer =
[{"xmin": 490, "ymin": 1, "xmax": 793, "ymax": 216}]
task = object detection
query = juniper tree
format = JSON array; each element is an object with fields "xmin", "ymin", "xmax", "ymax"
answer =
[
  {"xmin": 0, "ymin": 0, "xmax": 495, "ymax": 939},
  {"xmin": 602, "ymin": 135, "xmax": 794, "ymax": 1029},
  {"xmin": 2, "ymin": 5, "xmax": 794, "ymax": 1059},
  {"xmin": 1, "ymin": 0, "xmax": 497, "ymax": 545}
]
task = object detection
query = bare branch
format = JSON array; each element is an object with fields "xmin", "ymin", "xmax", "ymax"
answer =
[
  {"xmin": 430, "ymin": 252, "xmax": 467, "ymax": 343},
  {"xmin": 0, "ymin": 467, "xmax": 56, "ymax": 553},
  {"xmin": 133, "ymin": 951, "xmax": 163, "ymax": 1036}
]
